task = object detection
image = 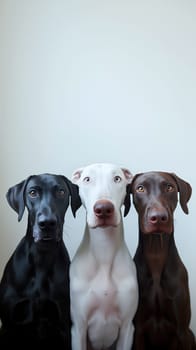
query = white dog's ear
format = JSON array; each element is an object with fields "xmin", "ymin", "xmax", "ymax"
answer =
[
  {"xmin": 72, "ymin": 168, "xmax": 84, "ymax": 183},
  {"xmin": 121, "ymin": 168, "xmax": 133, "ymax": 184}
]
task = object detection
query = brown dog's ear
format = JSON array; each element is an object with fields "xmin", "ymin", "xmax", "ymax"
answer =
[
  {"xmin": 6, "ymin": 177, "xmax": 32, "ymax": 222},
  {"xmin": 129, "ymin": 173, "xmax": 143, "ymax": 196},
  {"xmin": 62, "ymin": 177, "xmax": 82, "ymax": 217},
  {"xmin": 171, "ymin": 173, "xmax": 192, "ymax": 214},
  {"xmin": 121, "ymin": 168, "xmax": 133, "ymax": 217}
]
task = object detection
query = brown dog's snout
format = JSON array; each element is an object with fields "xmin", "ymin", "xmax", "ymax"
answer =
[
  {"xmin": 147, "ymin": 208, "xmax": 169, "ymax": 225},
  {"xmin": 94, "ymin": 200, "xmax": 114, "ymax": 219}
]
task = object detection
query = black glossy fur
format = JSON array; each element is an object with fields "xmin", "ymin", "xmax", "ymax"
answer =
[{"xmin": 0, "ymin": 173, "xmax": 81, "ymax": 349}]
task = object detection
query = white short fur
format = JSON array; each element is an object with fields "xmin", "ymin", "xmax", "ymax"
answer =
[{"xmin": 70, "ymin": 163, "xmax": 138, "ymax": 350}]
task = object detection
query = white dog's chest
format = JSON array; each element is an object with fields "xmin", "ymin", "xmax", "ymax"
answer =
[
  {"xmin": 87, "ymin": 270, "xmax": 119, "ymax": 317},
  {"xmin": 86, "ymin": 271, "xmax": 121, "ymax": 349}
]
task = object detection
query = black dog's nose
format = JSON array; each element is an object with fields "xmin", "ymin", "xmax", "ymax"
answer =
[{"xmin": 38, "ymin": 215, "xmax": 57, "ymax": 230}]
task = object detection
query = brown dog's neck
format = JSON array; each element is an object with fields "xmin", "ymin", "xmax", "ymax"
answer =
[{"xmin": 140, "ymin": 231, "xmax": 174, "ymax": 280}]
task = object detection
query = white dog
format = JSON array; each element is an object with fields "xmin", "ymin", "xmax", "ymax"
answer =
[{"xmin": 70, "ymin": 163, "xmax": 138, "ymax": 350}]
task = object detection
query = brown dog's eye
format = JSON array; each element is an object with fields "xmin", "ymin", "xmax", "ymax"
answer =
[
  {"xmin": 167, "ymin": 184, "xmax": 174, "ymax": 192},
  {"xmin": 114, "ymin": 176, "xmax": 121, "ymax": 183},
  {"xmin": 29, "ymin": 189, "xmax": 38, "ymax": 198},
  {"xmin": 136, "ymin": 185, "xmax": 145, "ymax": 192}
]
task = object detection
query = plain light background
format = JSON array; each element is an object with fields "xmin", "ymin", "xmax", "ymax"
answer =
[{"xmin": 0, "ymin": 0, "xmax": 196, "ymax": 332}]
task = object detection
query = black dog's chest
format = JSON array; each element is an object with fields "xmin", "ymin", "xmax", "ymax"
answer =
[
  {"xmin": 27, "ymin": 262, "xmax": 67, "ymax": 300},
  {"xmin": 28, "ymin": 271, "xmax": 52, "ymax": 298},
  {"xmin": 12, "ymin": 243, "xmax": 68, "ymax": 300}
]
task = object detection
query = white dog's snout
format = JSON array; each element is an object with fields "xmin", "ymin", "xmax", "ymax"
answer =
[{"xmin": 94, "ymin": 200, "xmax": 115, "ymax": 219}]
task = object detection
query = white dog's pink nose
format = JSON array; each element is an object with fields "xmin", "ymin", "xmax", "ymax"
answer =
[{"xmin": 94, "ymin": 200, "xmax": 114, "ymax": 219}]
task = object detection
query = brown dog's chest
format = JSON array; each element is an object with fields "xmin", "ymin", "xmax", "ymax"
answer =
[
  {"xmin": 143, "ymin": 233, "xmax": 169, "ymax": 278},
  {"xmin": 138, "ymin": 234, "xmax": 178, "ymax": 314}
]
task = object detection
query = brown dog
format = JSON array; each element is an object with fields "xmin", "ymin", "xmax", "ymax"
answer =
[{"xmin": 131, "ymin": 171, "xmax": 196, "ymax": 350}]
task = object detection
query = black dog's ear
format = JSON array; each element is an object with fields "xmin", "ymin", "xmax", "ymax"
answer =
[
  {"xmin": 6, "ymin": 177, "xmax": 32, "ymax": 222},
  {"xmin": 124, "ymin": 184, "xmax": 131, "ymax": 217},
  {"xmin": 171, "ymin": 173, "xmax": 192, "ymax": 214},
  {"xmin": 62, "ymin": 177, "xmax": 82, "ymax": 217}
]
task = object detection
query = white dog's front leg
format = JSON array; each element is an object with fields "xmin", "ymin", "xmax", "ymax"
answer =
[
  {"xmin": 71, "ymin": 323, "xmax": 87, "ymax": 350},
  {"xmin": 116, "ymin": 321, "xmax": 134, "ymax": 350}
]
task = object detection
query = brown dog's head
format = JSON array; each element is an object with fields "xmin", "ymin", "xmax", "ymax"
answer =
[{"xmin": 130, "ymin": 171, "xmax": 192, "ymax": 234}]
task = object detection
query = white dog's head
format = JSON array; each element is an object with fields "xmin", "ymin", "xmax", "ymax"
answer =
[{"xmin": 72, "ymin": 163, "xmax": 133, "ymax": 228}]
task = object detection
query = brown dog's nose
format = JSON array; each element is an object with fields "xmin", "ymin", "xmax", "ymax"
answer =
[
  {"xmin": 94, "ymin": 200, "xmax": 114, "ymax": 219},
  {"xmin": 148, "ymin": 209, "xmax": 169, "ymax": 225}
]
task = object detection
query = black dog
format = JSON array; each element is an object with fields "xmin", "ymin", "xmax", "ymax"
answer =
[
  {"xmin": 131, "ymin": 171, "xmax": 196, "ymax": 350},
  {"xmin": 0, "ymin": 173, "xmax": 81, "ymax": 349}
]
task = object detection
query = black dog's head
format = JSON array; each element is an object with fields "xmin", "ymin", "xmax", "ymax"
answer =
[{"xmin": 6, "ymin": 173, "xmax": 82, "ymax": 243}]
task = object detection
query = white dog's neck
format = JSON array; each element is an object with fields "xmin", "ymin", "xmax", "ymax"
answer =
[{"xmin": 84, "ymin": 220, "xmax": 124, "ymax": 266}]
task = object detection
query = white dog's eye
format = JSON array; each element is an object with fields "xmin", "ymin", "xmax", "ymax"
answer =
[
  {"xmin": 83, "ymin": 176, "xmax": 90, "ymax": 183},
  {"xmin": 114, "ymin": 176, "xmax": 121, "ymax": 183}
]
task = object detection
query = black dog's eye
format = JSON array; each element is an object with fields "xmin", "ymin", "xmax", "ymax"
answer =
[
  {"xmin": 57, "ymin": 189, "xmax": 66, "ymax": 198},
  {"xmin": 29, "ymin": 189, "xmax": 38, "ymax": 198},
  {"xmin": 166, "ymin": 184, "xmax": 174, "ymax": 192},
  {"xmin": 136, "ymin": 185, "xmax": 145, "ymax": 193}
]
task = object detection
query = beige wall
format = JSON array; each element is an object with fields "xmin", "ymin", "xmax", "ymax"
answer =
[{"xmin": 0, "ymin": 0, "xmax": 196, "ymax": 332}]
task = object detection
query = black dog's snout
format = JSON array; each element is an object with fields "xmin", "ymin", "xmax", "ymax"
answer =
[
  {"xmin": 38, "ymin": 214, "xmax": 57, "ymax": 230},
  {"xmin": 94, "ymin": 200, "xmax": 114, "ymax": 219}
]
